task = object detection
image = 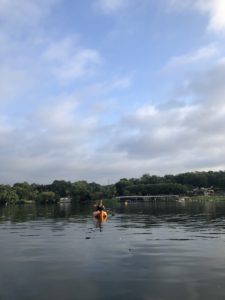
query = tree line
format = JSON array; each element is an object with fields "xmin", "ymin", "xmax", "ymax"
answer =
[
  {"xmin": 0, "ymin": 181, "xmax": 115, "ymax": 205},
  {"xmin": 0, "ymin": 170, "xmax": 225, "ymax": 205}
]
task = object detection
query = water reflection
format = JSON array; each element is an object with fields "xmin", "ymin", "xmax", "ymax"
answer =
[
  {"xmin": 119, "ymin": 199, "xmax": 224, "ymax": 224},
  {"xmin": 0, "ymin": 202, "xmax": 91, "ymax": 223},
  {"xmin": 93, "ymin": 216, "xmax": 107, "ymax": 232},
  {"xmin": 0, "ymin": 199, "xmax": 221, "ymax": 221},
  {"xmin": 1, "ymin": 200, "xmax": 225, "ymax": 300}
]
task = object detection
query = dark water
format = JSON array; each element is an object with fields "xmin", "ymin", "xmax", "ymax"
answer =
[{"xmin": 1, "ymin": 200, "xmax": 225, "ymax": 300}]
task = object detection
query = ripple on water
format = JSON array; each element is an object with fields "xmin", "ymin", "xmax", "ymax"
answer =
[{"xmin": 1, "ymin": 202, "xmax": 225, "ymax": 300}]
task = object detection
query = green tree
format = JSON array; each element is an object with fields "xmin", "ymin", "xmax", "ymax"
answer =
[
  {"xmin": 0, "ymin": 185, "xmax": 19, "ymax": 204},
  {"xmin": 115, "ymin": 178, "xmax": 132, "ymax": 196},
  {"xmin": 13, "ymin": 182, "xmax": 38, "ymax": 201},
  {"xmin": 50, "ymin": 180, "xmax": 72, "ymax": 197},
  {"xmin": 71, "ymin": 181, "xmax": 91, "ymax": 202},
  {"xmin": 140, "ymin": 174, "xmax": 162, "ymax": 184},
  {"xmin": 37, "ymin": 191, "xmax": 58, "ymax": 204}
]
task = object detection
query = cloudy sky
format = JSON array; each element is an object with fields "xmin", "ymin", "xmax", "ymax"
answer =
[{"xmin": 1, "ymin": 0, "xmax": 225, "ymax": 184}]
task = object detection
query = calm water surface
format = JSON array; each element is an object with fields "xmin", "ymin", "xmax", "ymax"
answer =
[{"xmin": 1, "ymin": 200, "xmax": 225, "ymax": 300}]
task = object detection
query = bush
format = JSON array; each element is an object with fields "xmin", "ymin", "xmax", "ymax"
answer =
[{"xmin": 36, "ymin": 191, "xmax": 58, "ymax": 204}]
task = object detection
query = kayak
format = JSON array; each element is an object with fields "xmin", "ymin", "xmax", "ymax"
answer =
[{"xmin": 93, "ymin": 210, "xmax": 107, "ymax": 220}]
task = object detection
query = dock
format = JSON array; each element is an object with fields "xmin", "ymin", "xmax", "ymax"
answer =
[{"xmin": 116, "ymin": 195, "xmax": 179, "ymax": 202}]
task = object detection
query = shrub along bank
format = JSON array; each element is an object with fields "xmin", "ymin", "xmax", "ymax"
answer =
[{"xmin": 1, "ymin": 170, "xmax": 225, "ymax": 205}]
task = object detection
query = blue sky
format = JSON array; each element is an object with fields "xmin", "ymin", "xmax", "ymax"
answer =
[{"xmin": 1, "ymin": 0, "xmax": 225, "ymax": 184}]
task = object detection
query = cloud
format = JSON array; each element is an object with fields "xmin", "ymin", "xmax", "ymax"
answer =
[
  {"xmin": 163, "ymin": 44, "xmax": 219, "ymax": 71},
  {"xmin": 0, "ymin": 66, "xmax": 33, "ymax": 102},
  {"xmin": 0, "ymin": 91, "xmax": 101, "ymax": 183},
  {"xmin": 0, "ymin": 0, "xmax": 62, "ymax": 105},
  {"xmin": 0, "ymin": 0, "xmax": 59, "ymax": 28},
  {"xmin": 96, "ymin": 0, "xmax": 127, "ymax": 14},
  {"xmin": 1, "ymin": 0, "xmax": 225, "ymax": 185},
  {"xmin": 167, "ymin": 0, "xmax": 195, "ymax": 11},
  {"xmin": 2, "ymin": 60, "xmax": 225, "ymax": 184},
  {"xmin": 196, "ymin": 0, "xmax": 225, "ymax": 33},
  {"xmin": 98, "ymin": 59, "xmax": 225, "ymax": 176},
  {"xmin": 42, "ymin": 36, "xmax": 102, "ymax": 84},
  {"xmin": 136, "ymin": 105, "xmax": 158, "ymax": 119},
  {"xmin": 168, "ymin": 0, "xmax": 225, "ymax": 34},
  {"xmin": 31, "ymin": 93, "xmax": 99, "ymax": 151},
  {"xmin": 36, "ymin": 95, "xmax": 79, "ymax": 132},
  {"xmin": 88, "ymin": 75, "xmax": 132, "ymax": 96}
]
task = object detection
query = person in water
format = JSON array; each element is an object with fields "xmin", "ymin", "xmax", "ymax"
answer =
[{"xmin": 95, "ymin": 200, "xmax": 105, "ymax": 212}]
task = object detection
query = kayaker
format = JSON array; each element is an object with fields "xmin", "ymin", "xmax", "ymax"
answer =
[{"xmin": 95, "ymin": 200, "xmax": 105, "ymax": 212}]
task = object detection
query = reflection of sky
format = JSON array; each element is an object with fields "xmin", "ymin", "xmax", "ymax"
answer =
[{"xmin": 1, "ymin": 202, "xmax": 225, "ymax": 299}]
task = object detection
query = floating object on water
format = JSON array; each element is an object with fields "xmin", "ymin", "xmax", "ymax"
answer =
[{"xmin": 93, "ymin": 210, "xmax": 107, "ymax": 221}]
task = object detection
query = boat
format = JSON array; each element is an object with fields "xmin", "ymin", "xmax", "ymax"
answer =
[{"xmin": 93, "ymin": 210, "xmax": 107, "ymax": 220}]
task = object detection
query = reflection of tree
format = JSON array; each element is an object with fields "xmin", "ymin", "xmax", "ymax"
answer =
[
  {"xmin": 0, "ymin": 204, "xmax": 38, "ymax": 223},
  {"xmin": 116, "ymin": 201, "xmax": 225, "ymax": 230},
  {"xmin": 0, "ymin": 202, "xmax": 91, "ymax": 224}
]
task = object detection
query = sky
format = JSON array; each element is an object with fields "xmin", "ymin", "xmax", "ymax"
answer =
[{"xmin": 1, "ymin": 0, "xmax": 225, "ymax": 185}]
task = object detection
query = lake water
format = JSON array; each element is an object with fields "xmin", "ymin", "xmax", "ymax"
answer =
[{"xmin": 1, "ymin": 199, "xmax": 225, "ymax": 300}]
